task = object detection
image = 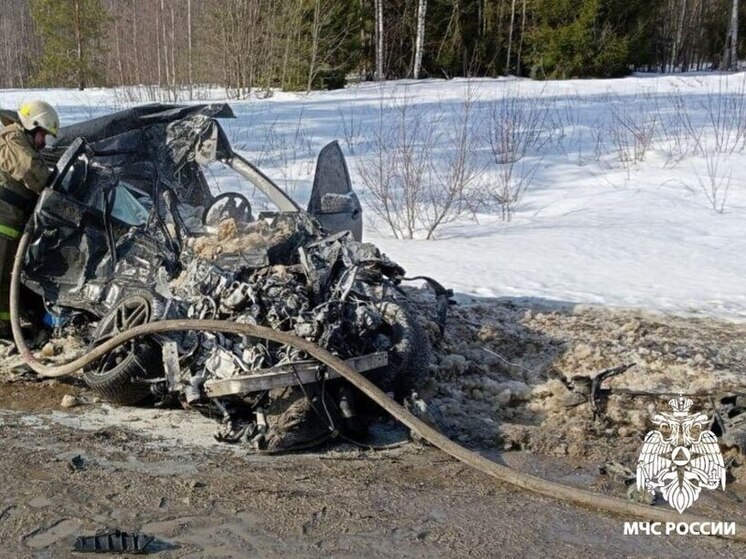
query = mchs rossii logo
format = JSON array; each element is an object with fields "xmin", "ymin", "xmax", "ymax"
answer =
[
  {"xmin": 623, "ymin": 397, "xmax": 735, "ymax": 537},
  {"xmin": 635, "ymin": 396, "xmax": 726, "ymax": 513}
]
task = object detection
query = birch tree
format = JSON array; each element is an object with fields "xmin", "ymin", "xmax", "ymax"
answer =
[
  {"xmin": 413, "ymin": 0, "xmax": 427, "ymax": 79},
  {"xmin": 723, "ymin": 0, "xmax": 739, "ymax": 71},
  {"xmin": 375, "ymin": 0, "xmax": 384, "ymax": 80},
  {"xmin": 516, "ymin": 0, "xmax": 526, "ymax": 75},
  {"xmin": 187, "ymin": 0, "xmax": 193, "ymax": 98},
  {"xmin": 505, "ymin": 0, "xmax": 516, "ymax": 75},
  {"xmin": 671, "ymin": 0, "xmax": 687, "ymax": 71}
]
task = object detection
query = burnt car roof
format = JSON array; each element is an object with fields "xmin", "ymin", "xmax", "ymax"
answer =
[
  {"xmin": 52, "ymin": 103, "xmax": 235, "ymax": 147},
  {"xmin": 34, "ymin": 103, "xmax": 235, "ymax": 164},
  {"xmin": 2, "ymin": 104, "xmax": 234, "ymax": 146}
]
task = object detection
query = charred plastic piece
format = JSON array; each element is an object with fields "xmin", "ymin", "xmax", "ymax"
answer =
[{"xmin": 73, "ymin": 530, "xmax": 154, "ymax": 554}]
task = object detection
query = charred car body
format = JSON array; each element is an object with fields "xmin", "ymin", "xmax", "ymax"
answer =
[{"xmin": 20, "ymin": 104, "xmax": 437, "ymax": 451}]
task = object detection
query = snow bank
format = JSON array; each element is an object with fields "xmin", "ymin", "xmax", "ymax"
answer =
[{"xmin": 1, "ymin": 74, "xmax": 745, "ymax": 318}]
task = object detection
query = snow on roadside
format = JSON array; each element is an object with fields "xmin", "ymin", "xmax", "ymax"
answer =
[
  {"xmin": 368, "ymin": 171, "xmax": 746, "ymax": 318},
  {"xmin": 1, "ymin": 74, "xmax": 745, "ymax": 318}
]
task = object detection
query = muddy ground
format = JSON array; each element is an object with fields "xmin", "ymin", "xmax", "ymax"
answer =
[{"xmin": 0, "ymin": 297, "xmax": 745, "ymax": 558}]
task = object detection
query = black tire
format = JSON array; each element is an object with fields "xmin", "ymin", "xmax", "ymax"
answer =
[
  {"xmin": 376, "ymin": 300, "xmax": 431, "ymax": 398},
  {"xmin": 83, "ymin": 293, "xmax": 163, "ymax": 405}
]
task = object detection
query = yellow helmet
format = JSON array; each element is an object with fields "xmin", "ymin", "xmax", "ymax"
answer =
[{"xmin": 18, "ymin": 100, "xmax": 60, "ymax": 137}]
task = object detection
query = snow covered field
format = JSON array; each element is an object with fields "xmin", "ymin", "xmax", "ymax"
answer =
[{"xmin": 1, "ymin": 74, "xmax": 745, "ymax": 318}]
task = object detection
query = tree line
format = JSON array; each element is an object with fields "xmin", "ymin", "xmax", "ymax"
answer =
[{"xmin": 0, "ymin": 0, "xmax": 742, "ymax": 94}]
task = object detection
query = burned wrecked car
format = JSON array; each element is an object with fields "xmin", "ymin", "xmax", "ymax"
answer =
[{"xmin": 21, "ymin": 104, "xmax": 439, "ymax": 451}]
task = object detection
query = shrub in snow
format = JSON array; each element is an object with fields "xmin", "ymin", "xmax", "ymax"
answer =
[{"xmin": 356, "ymin": 85, "xmax": 484, "ymax": 239}]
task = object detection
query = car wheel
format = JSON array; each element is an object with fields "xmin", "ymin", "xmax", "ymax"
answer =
[
  {"xmin": 83, "ymin": 293, "xmax": 163, "ymax": 405},
  {"xmin": 376, "ymin": 300, "xmax": 430, "ymax": 399}
]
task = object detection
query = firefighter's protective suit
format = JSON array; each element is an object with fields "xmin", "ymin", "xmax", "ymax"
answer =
[{"xmin": 0, "ymin": 122, "xmax": 51, "ymax": 334}]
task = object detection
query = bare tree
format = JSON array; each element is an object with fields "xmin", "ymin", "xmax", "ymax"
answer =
[
  {"xmin": 607, "ymin": 97, "xmax": 658, "ymax": 173},
  {"xmin": 687, "ymin": 151, "xmax": 732, "ymax": 213},
  {"xmin": 160, "ymin": 0, "xmax": 170, "ymax": 89},
  {"xmin": 375, "ymin": 0, "xmax": 384, "ymax": 80},
  {"xmin": 423, "ymin": 84, "xmax": 484, "ymax": 238},
  {"xmin": 722, "ymin": 0, "xmax": 739, "ymax": 70},
  {"xmin": 187, "ymin": 0, "xmax": 193, "ymax": 99},
  {"xmin": 516, "ymin": 0, "xmax": 526, "ymax": 75},
  {"xmin": 488, "ymin": 159, "xmax": 538, "ymax": 221},
  {"xmin": 0, "ymin": 0, "xmax": 40, "ymax": 88},
  {"xmin": 307, "ymin": 0, "xmax": 323, "ymax": 93},
  {"xmin": 413, "ymin": 0, "xmax": 426, "ymax": 79},
  {"xmin": 505, "ymin": 0, "xmax": 516, "ymax": 75},
  {"xmin": 131, "ymin": 0, "xmax": 140, "ymax": 85},
  {"xmin": 671, "ymin": 0, "xmax": 687, "ymax": 70},
  {"xmin": 487, "ymin": 87, "xmax": 549, "ymax": 164},
  {"xmin": 357, "ymin": 86, "xmax": 483, "ymax": 239},
  {"xmin": 306, "ymin": 0, "xmax": 351, "ymax": 92},
  {"xmin": 113, "ymin": 16, "xmax": 124, "ymax": 85},
  {"xmin": 169, "ymin": 1, "xmax": 177, "ymax": 90},
  {"xmin": 280, "ymin": 1, "xmax": 304, "ymax": 89},
  {"xmin": 72, "ymin": 0, "xmax": 85, "ymax": 89},
  {"xmin": 356, "ymin": 89, "xmax": 436, "ymax": 239},
  {"xmin": 486, "ymin": 87, "xmax": 547, "ymax": 220}
]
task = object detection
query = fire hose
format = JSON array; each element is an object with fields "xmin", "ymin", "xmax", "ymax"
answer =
[{"xmin": 9, "ymin": 226, "xmax": 746, "ymax": 543}]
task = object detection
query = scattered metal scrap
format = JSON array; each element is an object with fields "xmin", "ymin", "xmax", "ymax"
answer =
[{"xmin": 555, "ymin": 363, "xmax": 746, "ymax": 457}]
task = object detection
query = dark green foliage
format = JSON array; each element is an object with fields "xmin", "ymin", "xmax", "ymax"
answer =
[
  {"xmin": 29, "ymin": 0, "xmax": 107, "ymax": 89},
  {"xmin": 2, "ymin": 0, "xmax": 742, "ymax": 90},
  {"xmin": 526, "ymin": 0, "xmax": 657, "ymax": 79},
  {"xmin": 357, "ymin": 0, "xmax": 675, "ymax": 81}
]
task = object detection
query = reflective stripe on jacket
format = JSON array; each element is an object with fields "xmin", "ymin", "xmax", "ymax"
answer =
[{"xmin": 0, "ymin": 123, "xmax": 49, "ymax": 239}]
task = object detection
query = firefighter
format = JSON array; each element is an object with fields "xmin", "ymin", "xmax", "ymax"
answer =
[{"xmin": 0, "ymin": 100, "xmax": 59, "ymax": 336}]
